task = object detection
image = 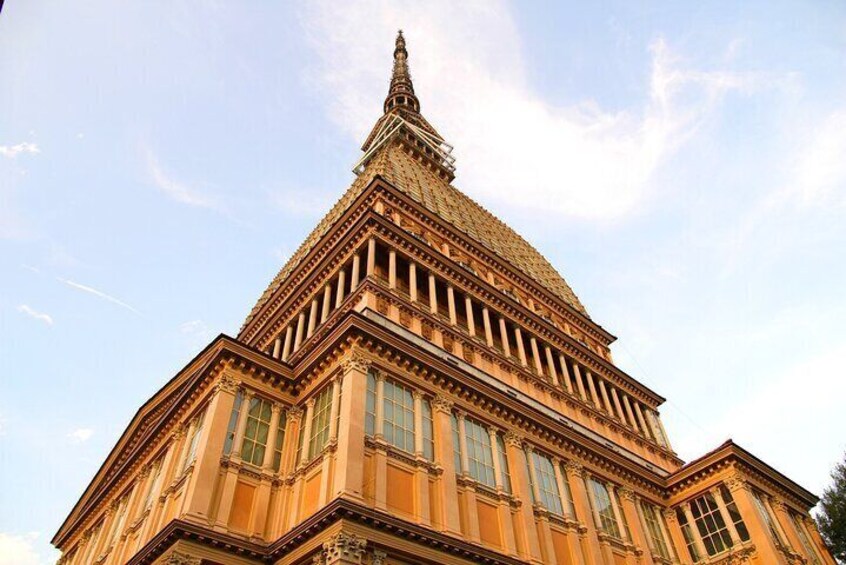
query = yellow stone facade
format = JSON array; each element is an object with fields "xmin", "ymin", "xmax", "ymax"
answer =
[{"xmin": 53, "ymin": 32, "xmax": 835, "ymax": 565}]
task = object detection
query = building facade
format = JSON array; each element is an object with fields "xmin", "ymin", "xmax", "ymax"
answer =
[{"xmin": 53, "ymin": 32, "xmax": 835, "ymax": 565}]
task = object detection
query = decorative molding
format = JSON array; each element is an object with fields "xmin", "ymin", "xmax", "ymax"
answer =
[
  {"xmin": 618, "ymin": 487, "xmax": 636, "ymax": 502},
  {"xmin": 431, "ymin": 394, "xmax": 454, "ymax": 414},
  {"xmin": 370, "ymin": 549, "xmax": 388, "ymax": 565},
  {"xmin": 215, "ymin": 372, "xmax": 240, "ymax": 394},
  {"xmin": 321, "ymin": 531, "xmax": 368, "ymax": 564},
  {"xmin": 287, "ymin": 406, "xmax": 304, "ymax": 421},
  {"xmin": 163, "ymin": 551, "xmax": 202, "ymax": 565},
  {"xmin": 564, "ymin": 460, "xmax": 584, "ymax": 478},
  {"xmin": 504, "ymin": 430, "xmax": 524, "ymax": 448},
  {"xmin": 341, "ymin": 351, "xmax": 372, "ymax": 374}
]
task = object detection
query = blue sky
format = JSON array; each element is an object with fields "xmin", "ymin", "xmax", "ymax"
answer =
[{"xmin": 1, "ymin": 2, "xmax": 845, "ymax": 563}]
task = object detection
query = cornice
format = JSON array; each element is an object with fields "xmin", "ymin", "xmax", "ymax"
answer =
[
  {"xmin": 289, "ymin": 310, "xmax": 676, "ymax": 495},
  {"xmin": 665, "ymin": 440, "xmax": 818, "ymax": 509},
  {"xmin": 52, "ymin": 335, "xmax": 296, "ymax": 548},
  {"xmin": 126, "ymin": 498, "xmax": 529, "ymax": 565}
]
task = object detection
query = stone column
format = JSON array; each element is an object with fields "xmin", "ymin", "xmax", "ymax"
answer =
[
  {"xmin": 432, "ymin": 395, "xmax": 461, "ymax": 534},
  {"xmin": 350, "ymin": 253, "xmax": 361, "ymax": 289},
  {"xmin": 366, "ymin": 238, "xmax": 376, "ymax": 277},
  {"xmin": 572, "ymin": 363, "xmax": 588, "ymax": 402},
  {"xmin": 447, "ymin": 285, "xmax": 457, "ymax": 325},
  {"xmin": 610, "ymin": 387, "xmax": 626, "ymax": 424},
  {"xmin": 544, "ymin": 346, "xmax": 559, "ymax": 386},
  {"xmin": 514, "ymin": 327, "xmax": 528, "ymax": 367},
  {"xmin": 456, "ymin": 411, "xmax": 470, "ymax": 476},
  {"xmin": 335, "ymin": 269, "xmax": 346, "ymax": 307},
  {"xmin": 332, "ymin": 354, "xmax": 370, "ymax": 503},
  {"xmin": 136, "ymin": 437, "xmax": 178, "ymax": 543},
  {"xmin": 505, "ymin": 433, "xmax": 542, "ymax": 563},
  {"xmin": 183, "ymin": 374, "xmax": 239, "ymax": 522},
  {"xmin": 622, "ymin": 395, "xmax": 639, "ymax": 433},
  {"xmin": 321, "ymin": 284, "xmax": 332, "ymax": 323},
  {"xmin": 428, "ymin": 274, "xmax": 438, "ymax": 315},
  {"xmin": 388, "ymin": 249, "xmax": 397, "ymax": 289},
  {"xmin": 408, "ymin": 262, "xmax": 417, "ymax": 302},
  {"xmin": 633, "ymin": 402, "xmax": 651, "ymax": 441},
  {"xmin": 482, "ymin": 307, "xmax": 494, "ymax": 347},
  {"xmin": 597, "ymin": 378, "xmax": 614, "ymax": 416},
  {"xmin": 281, "ymin": 325, "xmax": 293, "ymax": 362},
  {"xmin": 307, "ymin": 298, "xmax": 319, "ymax": 338},
  {"xmin": 499, "ymin": 317, "xmax": 512, "ymax": 357},
  {"xmin": 585, "ymin": 371, "xmax": 601, "ymax": 409},
  {"xmin": 293, "ymin": 311, "xmax": 306, "ymax": 352},
  {"xmin": 465, "ymin": 296, "xmax": 476, "ymax": 337},
  {"xmin": 272, "ymin": 337, "xmax": 282, "ymax": 359},
  {"xmin": 559, "ymin": 355, "xmax": 574, "ymax": 394},
  {"xmin": 318, "ymin": 531, "xmax": 368, "ymax": 565},
  {"xmin": 529, "ymin": 337, "xmax": 543, "ymax": 376}
]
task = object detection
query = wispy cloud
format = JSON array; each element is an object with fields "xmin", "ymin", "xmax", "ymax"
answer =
[
  {"xmin": 57, "ymin": 278, "xmax": 142, "ymax": 316},
  {"xmin": 144, "ymin": 146, "xmax": 219, "ymax": 209},
  {"xmin": 16, "ymin": 305, "xmax": 54, "ymax": 326},
  {"xmin": 67, "ymin": 428, "xmax": 94, "ymax": 444},
  {"xmin": 0, "ymin": 142, "xmax": 40, "ymax": 159},
  {"xmin": 302, "ymin": 1, "xmax": 766, "ymax": 221},
  {"xmin": 790, "ymin": 109, "xmax": 846, "ymax": 206},
  {"xmin": 0, "ymin": 532, "xmax": 55, "ymax": 565},
  {"xmin": 179, "ymin": 319, "xmax": 213, "ymax": 349}
]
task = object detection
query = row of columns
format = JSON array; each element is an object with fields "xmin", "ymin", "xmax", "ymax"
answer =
[
  {"xmin": 271, "ymin": 241, "xmax": 374, "ymax": 363},
  {"xmin": 377, "ymin": 240, "xmax": 672, "ymax": 451}
]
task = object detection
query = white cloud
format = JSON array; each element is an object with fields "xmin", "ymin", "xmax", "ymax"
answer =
[
  {"xmin": 676, "ymin": 340, "xmax": 846, "ymax": 495},
  {"xmin": 57, "ymin": 278, "xmax": 142, "ymax": 316},
  {"xmin": 0, "ymin": 142, "xmax": 40, "ymax": 159},
  {"xmin": 0, "ymin": 532, "xmax": 59, "ymax": 565},
  {"xmin": 302, "ymin": 1, "xmax": 761, "ymax": 221},
  {"xmin": 791, "ymin": 109, "xmax": 846, "ymax": 206},
  {"xmin": 67, "ymin": 428, "xmax": 94, "ymax": 444},
  {"xmin": 179, "ymin": 319, "xmax": 213, "ymax": 348},
  {"xmin": 16, "ymin": 305, "xmax": 54, "ymax": 326},
  {"xmin": 144, "ymin": 146, "xmax": 219, "ymax": 209}
]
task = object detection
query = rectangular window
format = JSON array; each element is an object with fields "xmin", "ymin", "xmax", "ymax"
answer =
[
  {"xmin": 365, "ymin": 371, "xmax": 376, "ymax": 436},
  {"xmin": 309, "ymin": 386, "xmax": 334, "ymax": 459},
  {"xmin": 752, "ymin": 490, "xmax": 786, "ymax": 548},
  {"xmin": 464, "ymin": 418, "xmax": 496, "ymax": 488},
  {"xmin": 241, "ymin": 397, "xmax": 273, "ymax": 466},
  {"xmin": 496, "ymin": 434, "xmax": 512, "ymax": 494},
  {"xmin": 109, "ymin": 495, "xmax": 129, "ymax": 545},
  {"xmin": 223, "ymin": 391, "xmax": 243, "ymax": 455},
  {"xmin": 528, "ymin": 451, "xmax": 564, "ymax": 516},
  {"xmin": 451, "ymin": 413, "xmax": 462, "ymax": 472},
  {"xmin": 676, "ymin": 507, "xmax": 701, "ymax": 562},
  {"xmin": 184, "ymin": 409, "xmax": 206, "ymax": 470},
  {"xmin": 690, "ymin": 491, "xmax": 733, "ymax": 556},
  {"xmin": 720, "ymin": 485, "xmax": 750, "ymax": 541},
  {"xmin": 383, "ymin": 379, "xmax": 415, "ymax": 453},
  {"xmin": 272, "ymin": 408, "xmax": 287, "ymax": 472},
  {"xmin": 640, "ymin": 501, "xmax": 671, "ymax": 559},
  {"xmin": 143, "ymin": 459, "xmax": 163, "ymax": 511},
  {"xmin": 791, "ymin": 511, "xmax": 821, "ymax": 565},
  {"xmin": 587, "ymin": 477, "xmax": 621, "ymax": 538},
  {"xmin": 421, "ymin": 398, "xmax": 434, "ymax": 461}
]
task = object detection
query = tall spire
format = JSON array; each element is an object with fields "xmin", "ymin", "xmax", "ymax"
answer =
[{"xmin": 384, "ymin": 30, "xmax": 420, "ymax": 114}]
